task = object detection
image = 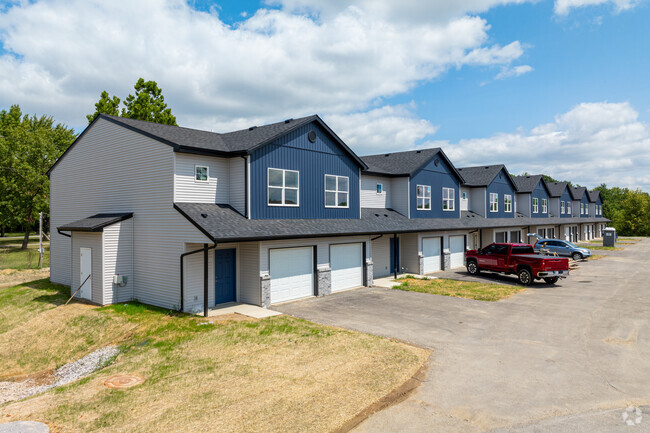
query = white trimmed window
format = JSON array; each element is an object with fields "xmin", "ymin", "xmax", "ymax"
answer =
[
  {"xmin": 442, "ymin": 187, "xmax": 455, "ymax": 211},
  {"xmin": 376, "ymin": 183, "xmax": 383, "ymax": 194},
  {"xmin": 489, "ymin": 193, "xmax": 498, "ymax": 212},
  {"xmin": 585, "ymin": 204, "xmax": 589, "ymax": 215},
  {"xmin": 561, "ymin": 201, "xmax": 565, "ymax": 214},
  {"xmin": 195, "ymin": 165, "xmax": 208, "ymax": 182},
  {"xmin": 325, "ymin": 175, "xmax": 349, "ymax": 208},
  {"xmin": 268, "ymin": 168, "xmax": 299, "ymax": 206},
  {"xmin": 567, "ymin": 202, "xmax": 572, "ymax": 214},
  {"xmin": 580, "ymin": 203, "xmax": 584, "ymax": 214},
  {"xmin": 417, "ymin": 185, "xmax": 431, "ymax": 210},
  {"xmin": 542, "ymin": 198, "xmax": 548, "ymax": 213},
  {"xmin": 532, "ymin": 197, "xmax": 539, "ymax": 213},
  {"xmin": 504, "ymin": 194, "xmax": 512, "ymax": 212}
]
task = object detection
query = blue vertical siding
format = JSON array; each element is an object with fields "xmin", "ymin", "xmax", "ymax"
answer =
[
  {"xmin": 409, "ymin": 154, "xmax": 460, "ymax": 219},
  {"xmin": 530, "ymin": 181, "xmax": 549, "ymax": 218},
  {"xmin": 250, "ymin": 122, "xmax": 360, "ymax": 219},
  {"xmin": 486, "ymin": 169, "xmax": 516, "ymax": 218},
  {"xmin": 560, "ymin": 189, "xmax": 573, "ymax": 218},
  {"xmin": 580, "ymin": 194, "xmax": 590, "ymax": 218}
]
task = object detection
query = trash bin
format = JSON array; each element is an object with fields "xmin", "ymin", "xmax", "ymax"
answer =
[{"xmin": 603, "ymin": 227, "xmax": 616, "ymax": 247}]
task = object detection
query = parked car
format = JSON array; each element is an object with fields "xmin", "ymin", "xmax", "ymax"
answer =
[
  {"xmin": 465, "ymin": 243, "xmax": 570, "ymax": 285},
  {"xmin": 532, "ymin": 238, "xmax": 591, "ymax": 261}
]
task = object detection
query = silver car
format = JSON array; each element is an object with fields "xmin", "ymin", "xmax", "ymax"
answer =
[{"xmin": 533, "ymin": 238, "xmax": 591, "ymax": 260}]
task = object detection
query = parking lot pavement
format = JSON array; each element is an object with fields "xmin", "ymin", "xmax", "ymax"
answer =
[{"xmin": 275, "ymin": 239, "xmax": 650, "ymax": 433}]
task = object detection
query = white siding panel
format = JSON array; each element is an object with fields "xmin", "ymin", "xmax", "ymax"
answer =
[
  {"xmin": 239, "ymin": 241, "xmax": 260, "ymax": 305},
  {"xmin": 391, "ymin": 177, "xmax": 409, "ymax": 216},
  {"xmin": 102, "ymin": 220, "xmax": 134, "ymax": 304},
  {"xmin": 360, "ymin": 175, "xmax": 391, "ymax": 209},
  {"xmin": 229, "ymin": 157, "xmax": 246, "ymax": 215},
  {"xmin": 50, "ymin": 118, "xmax": 211, "ymax": 311},
  {"xmin": 174, "ymin": 153, "xmax": 229, "ymax": 203},
  {"xmin": 71, "ymin": 232, "xmax": 103, "ymax": 304}
]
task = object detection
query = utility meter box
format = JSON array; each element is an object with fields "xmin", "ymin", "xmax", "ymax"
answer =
[
  {"xmin": 603, "ymin": 227, "xmax": 616, "ymax": 247},
  {"xmin": 113, "ymin": 274, "xmax": 127, "ymax": 286}
]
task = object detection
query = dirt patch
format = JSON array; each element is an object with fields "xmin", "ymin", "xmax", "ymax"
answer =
[
  {"xmin": 0, "ymin": 269, "xmax": 50, "ymax": 288},
  {"xmin": 104, "ymin": 375, "xmax": 145, "ymax": 389},
  {"xmin": 393, "ymin": 277, "xmax": 525, "ymax": 301}
]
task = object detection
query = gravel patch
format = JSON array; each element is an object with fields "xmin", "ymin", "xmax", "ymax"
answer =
[{"xmin": 0, "ymin": 345, "xmax": 118, "ymax": 405}]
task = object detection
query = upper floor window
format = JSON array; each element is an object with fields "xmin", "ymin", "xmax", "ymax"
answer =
[
  {"xmin": 442, "ymin": 187, "xmax": 455, "ymax": 211},
  {"xmin": 462, "ymin": 191, "xmax": 468, "ymax": 200},
  {"xmin": 417, "ymin": 185, "xmax": 431, "ymax": 210},
  {"xmin": 561, "ymin": 201, "xmax": 565, "ymax": 214},
  {"xmin": 376, "ymin": 183, "xmax": 383, "ymax": 194},
  {"xmin": 585, "ymin": 204, "xmax": 589, "ymax": 215},
  {"xmin": 489, "ymin": 193, "xmax": 498, "ymax": 212},
  {"xmin": 567, "ymin": 202, "xmax": 572, "ymax": 214},
  {"xmin": 580, "ymin": 203, "xmax": 584, "ymax": 214},
  {"xmin": 504, "ymin": 195, "xmax": 512, "ymax": 212},
  {"xmin": 195, "ymin": 165, "xmax": 208, "ymax": 182},
  {"xmin": 541, "ymin": 198, "xmax": 548, "ymax": 213},
  {"xmin": 268, "ymin": 168, "xmax": 299, "ymax": 207},
  {"xmin": 325, "ymin": 175, "xmax": 349, "ymax": 208},
  {"xmin": 532, "ymin": 197, "xmax": 538, "ymax": 213}
]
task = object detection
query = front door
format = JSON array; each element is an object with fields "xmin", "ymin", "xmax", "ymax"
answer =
[{"xmin": 214, "ymin": 248, "xmax": 236, "ymax": 305}]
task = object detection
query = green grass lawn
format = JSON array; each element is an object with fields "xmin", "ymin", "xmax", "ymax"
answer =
[
  {"xmin": 0, "ymin": 280, "xmax": 428, "ymax": 433},
  {"xmin": 393, "ymin": 276, "xmax": 525, "ymax": 301},
  {"xmin": 0, "ymin": 246, "xmax": 50, "ymax": 270}
]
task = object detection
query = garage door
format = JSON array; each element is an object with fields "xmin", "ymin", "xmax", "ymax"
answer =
[
  {"xmin": 449, "ymin": 235, "xmax": 465, "ymax": 269},
  {"xmin": 270, "ymin": 247, "xmax": 314, "ymax": 304},
  {"xmin": 331, "ymin": 243, "xmax": 363, "ymax": 292},
  {"xmin": 422, "ymin": 237, "xmax": 441, "ymax": 274}
]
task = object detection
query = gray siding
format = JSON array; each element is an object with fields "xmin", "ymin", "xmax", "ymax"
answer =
[
  {"xmin": 469, "ymin": 187, "xmax": 486, "ymax": 217},
  {"xmin": 549, "ymin": 197, "xmax": 560, "ymax": 217},
  {"xmin": 391, "ymin": 177, "xmax": 409, "ymax": 216},
  {"xmin": 229, "ymin": 157, "xmax": 246, "ymax": 215},
  {"xmin": 239, "ymin": 242, "xmax": 260, "ymax": 305},
  {"xmin": 372, "ymin": 236, "xmax": 391, "ymax": 278},
  {"xmin": 174, "ymin": 153, "xmax": 230, "ymax": 204},
  {"xmin": 50, "ymin": 118, "xmax": 210, "ymax": 311},
  {"xmin": 103, "ymin": 220, "xmax": 134, "ymax": 304},
  {"xmin": 516, "ymin": 193, "xmax": 531, "ymax": 217},
  {"xmin": 360, "ymin": 174, "xmax": 391, "ymax": 208},
  {"xmin": 71, "ymin": 232, "xmax": 103, "ymax": 304},
  {"xmin": 399, "ymin": 233, "xmax": 419, "ymax": 274}
]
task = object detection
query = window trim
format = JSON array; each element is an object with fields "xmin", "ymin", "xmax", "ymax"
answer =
[
  {"xmin": 194, "ymin": 165, "xmax": 209, "ymax": 183},
  {"xmin": 541, "ymin": 198, "xmax": 547, "ymax": 214},
  {"xmin": 504, "ymin": 194, "xmax": 512, "ymax": 213},
  {"xmin": 567, "ymin": 202, "xmax": 572, "ymax": 214},
  {"xmin": 580, "ymin": 203, "xmax": 584, "ymax": 214},
  {"xmin": 376, "ymin": 183, "xmax": 384, "ymax": 195},
  {"xmin": 416, "ymin": 184, "xmax": 432, "ymax": 211},
  {"xmin": 560, "ymin": 201, "xmax": 565, "ymax": 214},
  {"xmin": 442, "ymin": 187, "xmax": 455, "ymax": 211},
  {"xmin": 585, "ymin": 204, "xmax": 589, "ymax": 215},
  {"xmin": 324, "ymin": 174, "xmax": 350, "ymax": 209},
  {"xmin": 267, "ymin": 167, "xmax": 300, "ymax": 207},
  {"xmin": 489, "ymin": 192, "xmax": 499, "ymax": 212},
  {"xmin": 532, "ymin": 197, "xmax": 539, "ymax": 213}
]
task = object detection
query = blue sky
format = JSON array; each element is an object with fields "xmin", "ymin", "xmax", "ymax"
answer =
[{"xmin": 0, "ymin": 0, "xmax": 649, "ymax": 189}]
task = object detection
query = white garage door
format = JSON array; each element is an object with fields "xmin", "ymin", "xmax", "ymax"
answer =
[
  {"xmin": 449, "ymin": 235, "xmax": 465, "ymax": 269},
  {"xmin": 270, "ymin": 247, "xmax": 314, "ymax": 304},
  {"xmin": 422, "ymin": 237, "xmax": 441, "ymax": 274},
  {"xmin": 331, "ymin": 243, "xmax": 363, "ymax": 292}
]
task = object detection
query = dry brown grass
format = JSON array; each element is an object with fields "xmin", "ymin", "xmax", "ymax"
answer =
[
  {"xmin": 394, "ymin": 277, "xmax": 525, "ymax": 301},
  {"xmin": 0, "ymin": 283, "xmax": 429, "ymax": 433},
  {"xmin": 586, "ymin": 254, "xmax": 606, "ymax": 261}
]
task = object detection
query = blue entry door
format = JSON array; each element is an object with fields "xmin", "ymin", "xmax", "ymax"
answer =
[
  {"xmin": 214, "ymin": 249, "xmax": 236, "ymax": 304},
  {"xmin": 389, "ymin": 237, "xmax": 400, "ymax": 274}
]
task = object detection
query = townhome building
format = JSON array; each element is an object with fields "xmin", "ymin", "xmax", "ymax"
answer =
[
  {"xmin": 547, "ymin": 182, "xmax": 579, "ymax": 242},
  {"xmin": 49, "ymin": 114, "xmax": 609, "ymax": 314}
]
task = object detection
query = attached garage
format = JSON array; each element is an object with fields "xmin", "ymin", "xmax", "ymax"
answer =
[
  {"xmin": 422, "ymin": 237, "xmax": 442, "ymax": 274},
  {"xmin": 270, "ymin": 247, "xmax": 314, "ymax": 304},
  {"xmin": 449, "ymin": 235, "xmax": 465, "ymax": 269},
  {"xmin": 330, "ymin": 243, "xmax": 364, "ymax": 292}
]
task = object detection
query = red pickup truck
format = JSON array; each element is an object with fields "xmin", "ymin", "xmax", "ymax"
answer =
[{"xmin": 464, "ymin": 243, "xmax": 570, "ymax": 285}]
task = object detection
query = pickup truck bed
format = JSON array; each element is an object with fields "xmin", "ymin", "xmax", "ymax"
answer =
[{"xmin": 465, "ymin": 243, "xmax": 570, "ymax": 286}]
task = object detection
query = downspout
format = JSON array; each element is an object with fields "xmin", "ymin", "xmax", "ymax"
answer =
[
  {"xmin": 179, "ymin": 243, "xmax": 217, "ymax": 313},
  {"xmin": 241, "ymin": 155, "xmax": 248, "ymax": 218}
]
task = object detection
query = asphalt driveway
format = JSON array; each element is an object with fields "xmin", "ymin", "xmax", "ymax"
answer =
[{"xmin": 276, "ymin": 239, "xmax": 650, "ymax": 432}]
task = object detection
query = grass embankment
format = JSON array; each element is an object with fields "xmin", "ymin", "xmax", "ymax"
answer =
[
  {"xmin": 393, "ymin": 276, "xmax": 524, "ymax": 301},
  {"xmin": 0, "ymin": 279, "xmax": 428, "ymax": 433},
  {"xmin": 0, "ymin": 246, "xmax": 50, "ymax": 270}
]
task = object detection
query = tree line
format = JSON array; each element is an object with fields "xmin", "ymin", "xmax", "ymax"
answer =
[{"xmin": 0, "ymin": 79, "xmax": 176, "ymax": 248}]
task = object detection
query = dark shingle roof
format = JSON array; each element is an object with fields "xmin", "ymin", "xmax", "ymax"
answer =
[
  {"xmin": 174, "ymin": 203, "xmax": 607, "ymax": 243},
  {"xmin": 588, "ymin": 190, "xmax": 601, "ymax": 202},
  {"xmin": 457, "ymin": 164, "xmax": 518, "ymax": 190},
  {"xmin": 360, "ymin": 148, "xmax": 464, "ymax": 182},
  {"xmin": 512, "ymin": 175, "xmax": 544, "ymax": 193},
  {"xmin": 546, "ymin": 181, "xmax": 569, "ymax": 197},
  {"xmin": 58, "ymin": 213, "xmax": 133, "ymax": 232},
  {"xmin": 570, "ymin": 186, "xmax": 586, "ymax": 200}
]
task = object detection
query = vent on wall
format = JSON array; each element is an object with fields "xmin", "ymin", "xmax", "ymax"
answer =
[{"xmin": 308, "ymin": 130, "xmax": 317, "ymax": 143}]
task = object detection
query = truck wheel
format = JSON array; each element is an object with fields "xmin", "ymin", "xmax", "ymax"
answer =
[
  {"xmin": 518, "ymin": 268, "xmax": 532, "ymax": 286},
  {"xmin": 572, "ymin": 252, "xmax": 583, "ymax": 261},
  {"xmin": 467, "ymin": 260, "xmax": 480, "ymax": 275},
  {"xmin": 544, "ymin": 277, "xmax": 559, "ymax": 284}
]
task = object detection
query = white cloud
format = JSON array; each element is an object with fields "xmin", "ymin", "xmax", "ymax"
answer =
[
  {"xmin": 554, "ymin": 0, "xmax": 643, "ymax": 15},
  {"xmin": 440, "ymin": 102, "xmax": 650, "ymax": 190},
  {"xmin": 495, "ymin": 64, "xmax": 533, "ymax": 80},
  {"xmin": 0, "ymin": 0, "xmax": 527, "ymax": 131}
]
